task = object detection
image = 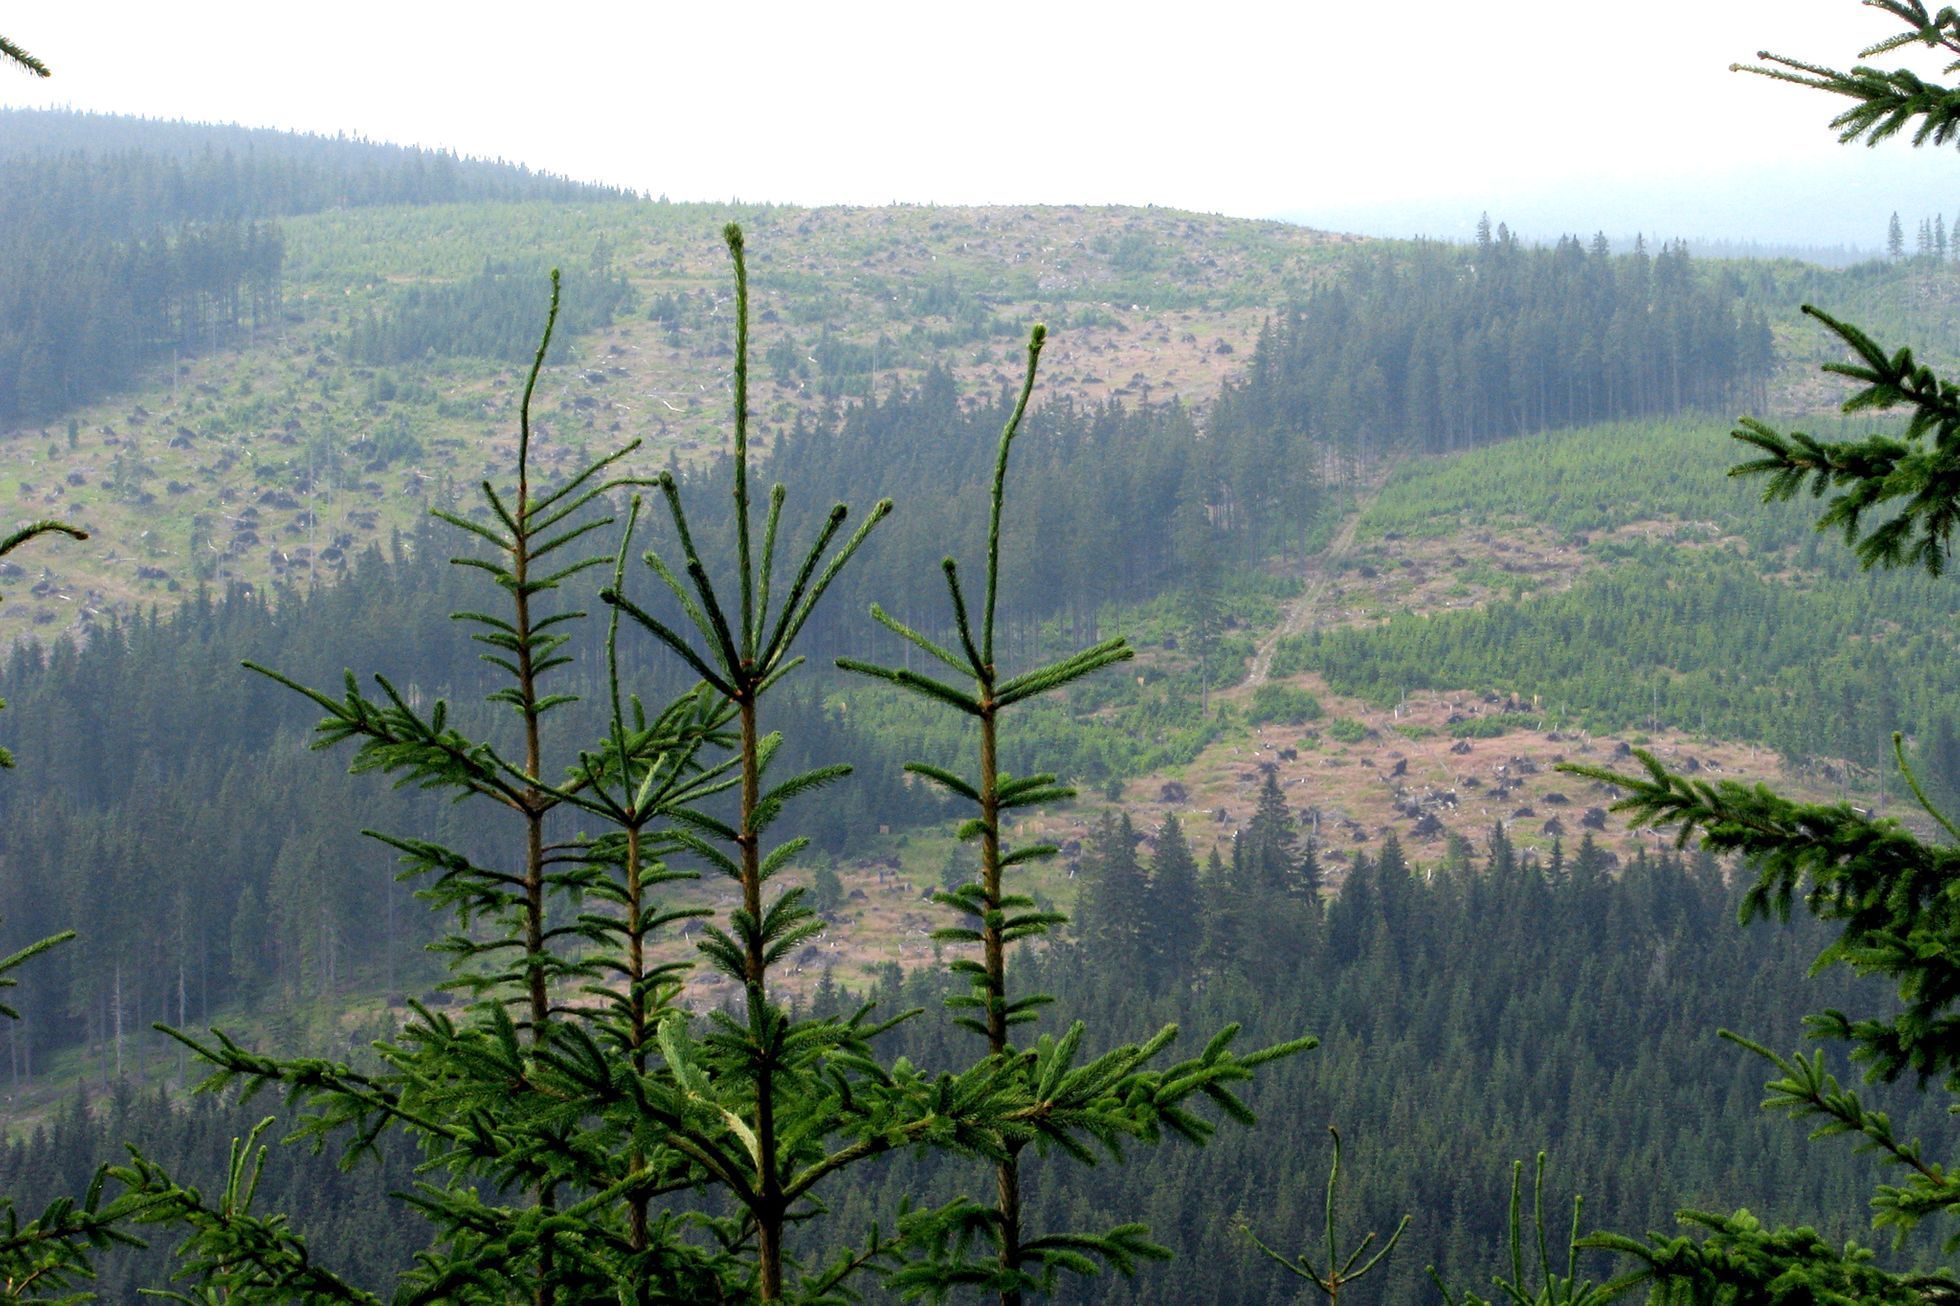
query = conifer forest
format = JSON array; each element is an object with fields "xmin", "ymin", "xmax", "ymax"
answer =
[{"xmin": 15, "ymin": 4, "xmax": 1960, "ymax": 1303}]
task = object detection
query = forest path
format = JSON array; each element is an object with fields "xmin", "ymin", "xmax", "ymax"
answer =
[{"xmin": 1244, "ymin": 456, "xmax": 1403, "ymax": 688}]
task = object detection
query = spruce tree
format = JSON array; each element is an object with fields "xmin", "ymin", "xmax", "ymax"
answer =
[
  {"xmin": 1078, "ymin": 812, "xmax": 1150, "ymax": 967},
  {"xmin": 1242, "ymin": 768, "xmax": 1321, "ymax": 903},
  {"xmin": 606, "ymin": 230, "xmax": 1288, "ymax": 1303},
  {"xmin": 1562, "ymin": 4, "xmax": 1960, "ymax": 1296},
  {"xmin": 123, "ymin": 271, "xmax": 738, "ymax": 1304},
  {"xmin": 1142, "ymin": 813, "xmax": 1202, "ymax": 988},
  {"xmin": 109, "ymin": 230, "xmax": 1313, "ymax": 1303},
  {"xmin": 839, "ymin": 322, "xmax": 1314, "ymax": 1302},
  {"xmin": 1197, "ymin": 843, "xmax": 1250, "ymax": 977},
  {"xmin": 1170, "ymin": 466, "xmax": 1222, "ymax": 714}
]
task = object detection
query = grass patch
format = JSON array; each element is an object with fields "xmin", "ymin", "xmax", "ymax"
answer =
[
  {"xmin": 1448, "ymin": 713, "xmax": 1544, "ymax": 739},
  {"xmin": 1248, "ymin": 682, "xmax": 1323, "ymax": 726},
  {"xmin": 1324, "ymin": 716, "xmax": 1370, "ymax": 744}
]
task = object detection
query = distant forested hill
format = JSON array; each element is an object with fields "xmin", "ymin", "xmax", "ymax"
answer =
[
  {"xmin": 0, "ymin": 109, "xmax": 630, "ymax": 212},
  {"xmin": 0, "ymin": 109, "xmax": 629, "ymax": 424},
  {"xmin": 1, "ymin": 170, "xmax": 1813, "ymax": 640}
]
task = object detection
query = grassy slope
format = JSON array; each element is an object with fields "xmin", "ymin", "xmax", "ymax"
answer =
[
  {"xmin": 682, "ymin": 411, "xmax": 1917, "ymax": 991},
  {"xmin": 672, "ymin": 405, "xmax": 1950, "ymax": 1004},
  {"xmin": 1104, "ymin": 412, "xmax": 1949, "ymax": 884},
  {"xmin": 0, "ymin": 200, "xmax": 1352, "ymax": 638},
  {"xmin": 12, "ymin": 207, "xmax": 1960, "ymax": 1064}
]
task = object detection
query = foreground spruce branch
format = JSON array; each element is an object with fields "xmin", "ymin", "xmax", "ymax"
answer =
[
  {"xmin": 1553, "ymin": 3, "xmax": 1960, "ymax": 1299},
  {"xmin": 105, "ymin": 226, "xmax": 1313, "ymax": 1304},
  {"xmin": 1442, "ymin": 1157, "xmax": 1626, "ymax": 1306},
  {"xmin": 1242, "ymin": 1126, "xmax": 1409, "ymax": 1304},
  {"xmin": 0, "ymin": 33, "xmax": 51, "ymax": 78}
]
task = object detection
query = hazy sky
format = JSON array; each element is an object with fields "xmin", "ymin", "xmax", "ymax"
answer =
[{"xmin": 2, "ymin": 2, "xmax": 1950, "ymax": 246}]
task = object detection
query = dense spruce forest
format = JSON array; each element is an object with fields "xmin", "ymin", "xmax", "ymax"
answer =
[
  {"xmin": 1212, "ymin": 228, "xmax": 1774, "ymax": 463},
  {"xmin": 0, "ymin": 520, "xmax": 950, "ymax": 1069},
  {"xmin": 2, "ymin": 834, "xmax": 1943, "ymax": 1302},
  {"xmin": 841, "ymin": 831, "xmax": 1950, "ymax": 1304},
  {"xmin": 6, "ymin": 76, "xmax": 1960, "ymax": 1302}
]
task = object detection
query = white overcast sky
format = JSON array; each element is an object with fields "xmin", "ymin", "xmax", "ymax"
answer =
[{"xmin": 1, "ymin": 2, "xmax": 1952, "ymax": 246}]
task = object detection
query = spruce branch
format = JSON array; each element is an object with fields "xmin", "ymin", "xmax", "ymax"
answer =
[
  {"xmin": 985, "ymin": 325, "xmax": 1047, "ymax": 665},
  {"xmin": 598, "ymin": 589, "xmax": 739, "ymax": 698},
  {"xmin": 1728, "ymin": 307, "xmax": 1960, "ymax": 575},
  {"xmin": 1721, "ymin": 1030, "xmax": 1960, "ymax": 1248},
  {"xmin": 755, "ymin": 502, "xmax": 850, "ymax": 668},
  {"xmin": 941, "ymin": 558, "xmax": 986, "ymax": 676},
  {"xmin": 524, "ymin": 436, "xmax": 646, "ymax": 516},
  {"xmin": 241, "ymin": 662, "xmax": 527, "ymax": 805},
  {"xmin": 429, "ymin": 509, "xmax": 513, "ymax": 552},
  {"xmin": 1560, "ymin": 749, "xmax": 1960, "ymax": 1087},
  {"xmin": 0, "ymin": 519, "xmax": 86, "ymax": 562},
  {"xmin": 1580, "ymin": 1207, "xmax": 1952, "ymax": 1306},
  {"xmin": 1432, "ymin": 1155, "xmax": 1615, "ymax": 1306},
  {"xmin": 726, "ymin": 224, "xmax": 757, "ymax": 661},
  {"xmin": 1737, "ymin": 3, "xmax": 1960, "ymax": 147},
  {"xmin": 515, "ymin": 269, "xmax": 559, "ymax": 488},
  {"xmin": 0, "ymin": 929, "xmax": 72, "ymax": 1021},
  {"xmin": 769, "ymin": 498, "xmax": 895, "ymax": 663},
  {"xmin": 0, "ymin": 35, "xmax": 51, "ymax": 77},
  {"xmin": 834, "ymin": 659, "xmax": 985, "ymax": 714},
  {"xmin": 1243, "ymin": 1126, "xmax": 1410, "ymax": 1303},
  {"xmin": 1896, "ymin": 730, "xmax": 1960, "ymax": 842},
  {"xmin": 114, "ymin": 1123, "xmax": 382, "ymax": 1304},
  {"xmin": 754, "ymin": 481, "xmax": 787, "ymax": 655},
  {"xmin": 869, "ymin": 600, "xmax": 972, "ymax": 677},
  {"xmin": 0, "ymin": 1169, "xmax": 158, "ymax": 1304}
]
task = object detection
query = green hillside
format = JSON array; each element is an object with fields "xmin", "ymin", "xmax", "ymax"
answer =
[
  {"xmin": 1273, "ymin": 415, "xmax": 1960, "ymax": 787},
  {"xmin": 0, "ymin": 190, "xmax": 1348, "ymax": 638},
  {"xmin": 8, "ymin": 108, "xmax": 1960, "ymax": 1306}
]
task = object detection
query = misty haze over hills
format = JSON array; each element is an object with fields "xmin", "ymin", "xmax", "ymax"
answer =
[
  {"xmin": 0, "ymin": 105, "xmax": 1911, "ymax": 264},
  {"xmin": 1281, "ymin": 146, "xmax": 1954, "ymax": 263}
]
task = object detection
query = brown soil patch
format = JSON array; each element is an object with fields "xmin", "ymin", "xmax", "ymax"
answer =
[{"xmin": 1055, "ymin": 671, "xmax": 1895, "ymax": 896}]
